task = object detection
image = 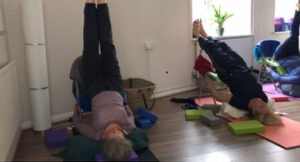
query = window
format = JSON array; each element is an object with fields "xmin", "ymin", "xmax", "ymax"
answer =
[
  {"xmin": 275, "ymin": 0, "xmax": 297, "ymax": 32},
  {"xmin": 192, "ymin": 0, "xmax": 252, "ymax": 37}
]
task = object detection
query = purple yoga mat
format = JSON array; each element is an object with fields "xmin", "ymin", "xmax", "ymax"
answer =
[
  {"xmin": 263, "ymin": 84, "xmax": 300, "ymax": 101},
  {"xmin": 44, "ymin": 129, "xmax": 70, "ymax": 148},
  {"xmin": 95, "ymin": 151, "xmax": 138, "ymax": 162}
]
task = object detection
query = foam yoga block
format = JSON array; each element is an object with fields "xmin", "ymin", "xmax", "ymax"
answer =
[
  {"xmin": 185, "ymin": 110, "xmax": 213, "ymax": 120},
  {"xmin": 135, "ymin": 117, "xmax": 151, "ymax": 129},
  {"xmin": 45, "ymin": 129, "xmax": 70, "ymax": 148},
  {"xmin": 200, "ymin": 114, "xmax": 222, "ymax": 126},
  {"xmin": 228, "ymin": 120, "xmax": 265, "ymax": 135},
  {"xmin": 201, "ymin": 104, "xmax": 221, "ymax": 113},
  {"xmin": 271, "ymin": 96, "xmax": 289, "ymax": 102},
  {"xmin": 95, "ymin": 151, "xmax": 138, "ymax": 162},
  {"xmin": 137, "ymin": 109, "xmax": 158, "ymax": 123}
]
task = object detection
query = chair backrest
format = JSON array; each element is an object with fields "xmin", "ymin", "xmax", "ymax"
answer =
[
  {"xmin": 253, "ymin": 39, "xmax": 281, "ymax": 61},
  {"xmin": 70, "ymin": 56, "xmax": 83, "ymax": 85}
]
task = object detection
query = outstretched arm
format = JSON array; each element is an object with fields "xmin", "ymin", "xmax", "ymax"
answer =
[
  {"xmin": 269, "ymin": 69, "xmax": 300, "ymax": 84},
  {"xmin": 204, "ymin": 76, "xmax": 232, "ymax": 102}
]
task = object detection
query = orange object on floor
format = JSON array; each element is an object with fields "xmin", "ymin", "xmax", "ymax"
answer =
[
  {"xmin": 257, "ymin": 117, "xmax": 300, "ymax": 149},
  {"xmin": 266, "ymin": 93, "xmax": 289, "ymax": 102},
  {"xmin": 224, "ymin": 116, "xmax": 300, "ymax": 149},
  {"xmin": 194, "ymin": 97, "xmax": 221, "ymax": 107}
]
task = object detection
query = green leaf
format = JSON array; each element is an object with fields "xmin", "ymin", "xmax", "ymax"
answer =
[{"xmin": 211, "ymin": 5, "xmax": 234, "ymax": 27}]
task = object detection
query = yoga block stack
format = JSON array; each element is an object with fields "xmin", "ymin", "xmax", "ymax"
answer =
[
  {"xmin": 185, "ymin": 110, "xmax": 213, "ymax": 120},
  {"xmin": 200, "ymin": 114, "xmax": 222, "ymax": 126},
  {"xmin": 201, "ymin": 104, "xmax": 221, "ymax": 113},
  {"xmin": 95, "ymin": 151, "xmax": 138, "ymax": 162},
  {"xmin": 228, "ymin": 120, "xmax": 265, "ymax": 135},
  {"xmin": 44, "ymin": 129, "xmax": 70, "ymax": 148},
  {"xmin": 134, "ymin": 108, "xmax": 158, "ymax": 130}
]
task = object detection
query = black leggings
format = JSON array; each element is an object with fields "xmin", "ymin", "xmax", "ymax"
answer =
[
  {"xmin": 198, "ymin": 37, "xmax": 249, "ymax": 76},
  {"xmin": 82, "ymin": 4, "xmax": 122, "ymax": 99},
  {"xmin": 274, "ymin": 11, "xmax": 300, "ymax": 61}
]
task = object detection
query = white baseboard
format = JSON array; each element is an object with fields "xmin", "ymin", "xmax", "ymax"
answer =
[
  {"xmin": 5, "ymin": 127, "xmax": 21, "ymax": 161},
  {"xmin": 21, "ymin": 111, "xmax": 74, "ymax": 130},
  {"xmin": 154, "ymin": 84, "xmax": 198, "ymax": 98}
]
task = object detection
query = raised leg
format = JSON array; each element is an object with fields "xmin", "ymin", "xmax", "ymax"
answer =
[
  {"xmin": 82, "ymin": 1, "xmax": 105, "ymax": 96},
  {"xmin": 210, "ymin": 38, "xmax": 248, "ymax": 67},
  {"xmin": 274, "ymin": 11, "xmax": 300, "ymax": 61},
  {"xmin": 97, "ymin": 1, "xmax": 123, "ymax": 92}
]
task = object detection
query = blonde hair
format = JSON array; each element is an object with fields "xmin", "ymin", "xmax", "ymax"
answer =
[
  {"xmin": 102, "ymin": 138, "xmax": 133, "ymax": 161},
  {"xmin": 255, "ymin": 99, "xmax": 281, "ymax": 125}
]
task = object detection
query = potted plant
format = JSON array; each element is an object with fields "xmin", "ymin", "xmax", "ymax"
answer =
[{"xmin": 212, "ymin": 5, "xmax": 234, "ymax": 36}]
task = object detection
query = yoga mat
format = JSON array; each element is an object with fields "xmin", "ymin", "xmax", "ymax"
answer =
[
  {"xmin": 263, "ymin": 83, "xmax": 300, "ymax": 101},
  {"xmin": 194, "ymin": 97, "xmax": 221, "ymax": 107},
  {"xmin": 257, "ymin": 117, "xmax": 300, "ymax": 149},
  {"xmin": 223, "ymin": 116, "xmax": 300, "ymax": 149}
]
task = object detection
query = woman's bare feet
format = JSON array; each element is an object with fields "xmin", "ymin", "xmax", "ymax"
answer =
[
  {"xmin": 193, "ymin": 19, "xmax": 201, "ymax": 38},
  {"xmin": 296, "ymin": 2, "xmax": 300, "ymax": 12},
  {"xmin": 86, "ymin": 0, "xmax": 96, "ymax": 4},
  {"xmin": 198, "ymin": 19, "xmax": 208, "ymax": 38},
  {"xmin": 193, "ymin": 19, "xmax": 208, "ymax": 38},
  {"xmin": 97, "ymin": 0, "xmax": 107, "ymax": 4}
]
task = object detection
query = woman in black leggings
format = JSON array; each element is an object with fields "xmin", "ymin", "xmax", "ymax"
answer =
[
  {"xmin": 73, "ymin": 0, "xmax": 136, "ymax": 160},
  {"xmin": 193, "ymin": 20, "xmax": 281, "ymax": 125}
]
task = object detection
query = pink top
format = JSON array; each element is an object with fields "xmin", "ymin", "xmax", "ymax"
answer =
[{"xmin": 91, "ymin": 91, "xmax": 136, "ymax": 140}]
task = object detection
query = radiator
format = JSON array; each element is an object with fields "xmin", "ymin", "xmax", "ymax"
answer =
[{"xmin": 0, "ymin": 61, "xmax": 21, "ymax": 160}]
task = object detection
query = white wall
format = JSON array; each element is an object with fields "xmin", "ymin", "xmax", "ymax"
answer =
[
  {"xmin": 0, "ymin": 62, "xmax": 21, "ymax": 161},
  {"xmin": 2, "ymin": 0, "xmax": 32, "ymax": 124},
  {"xmin": 1, "ymin": 0, "xmax": 294, "ymax": 127}
]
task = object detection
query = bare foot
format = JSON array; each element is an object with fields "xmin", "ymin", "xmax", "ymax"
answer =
[
  {"xmin": 97, "ymin": 0, "xmax": 107, "ymax": 4},
  {"xmin": 296, "ymin": 3, "xmax": 300, "ymax": 11},
  {"xmin": 199, "ymin": 19, "xmax": 208, "ymax": 38},
  {"xmin": 86, "ymin": 0, "xmax": 96, "ymax": 4},
  {"xmin": 193, "ymin": 19, "xmax": 201, "ymax": 38}
]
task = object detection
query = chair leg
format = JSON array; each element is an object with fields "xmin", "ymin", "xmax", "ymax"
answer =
[
  {"xmin": 75, "ymin": 83, "xmax": 83, "ymax": 120},
  {"xmin": 258, "ymin": 65, "xmax": 263, "ymax": 84},
  {"xmin": 199, "ymin": 76, "xmax": 203, "ymax": 99}
]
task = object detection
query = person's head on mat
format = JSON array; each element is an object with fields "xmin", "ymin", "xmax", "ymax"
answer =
[
  {"xmin": 73, "ymin": 104, "xmax": 133, "ymax": 161},
  {"xmin": 193, "ymin": 19, "xmax": 281, "ymax": 125},
  {"xmin": 101, "ymin": 123, "xmax": 133, "ymax": 161}
]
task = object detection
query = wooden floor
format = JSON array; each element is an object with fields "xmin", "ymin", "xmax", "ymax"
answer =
[{"xmin": 14, "ymin": 90, "xmax": 300, "ymax": 161}]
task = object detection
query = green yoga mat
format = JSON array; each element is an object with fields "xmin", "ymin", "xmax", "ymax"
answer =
[
  {"xmin": 185, "ymin": 110, "xmax": 213, "ymax": 120},
  {"xmin": 228, "ymin": 120, "xmax": 265, "ymax": 135}
]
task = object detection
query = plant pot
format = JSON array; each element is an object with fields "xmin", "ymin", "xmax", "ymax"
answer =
[{"xmin": 216, "ymin": 27, "xmax": 224, "ymax": 36}]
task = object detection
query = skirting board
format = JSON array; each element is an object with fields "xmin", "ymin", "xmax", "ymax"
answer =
[
  {"xmin": 21, "ymin": 112, "xmax": 74, "ymax": 130},
  {"xmin": 153, "ymin": 84, "xmax": 198, "ymax": 98},
  {"xmin": 21, "ymin": 84, "xmax": 198, "ymax": 130},
  {"xmin": 5, "ymin": 127, "xmax": 21, "ymax": 161}
]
